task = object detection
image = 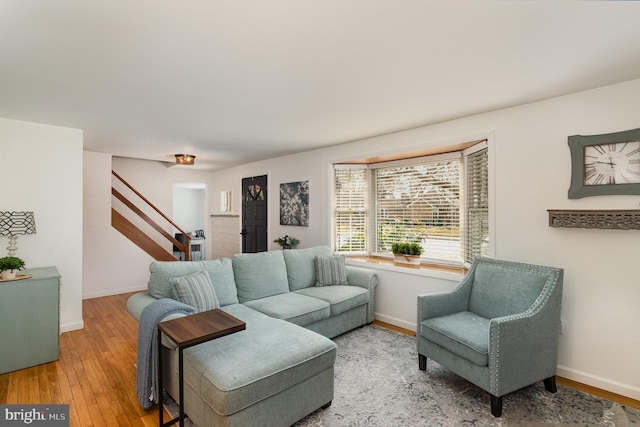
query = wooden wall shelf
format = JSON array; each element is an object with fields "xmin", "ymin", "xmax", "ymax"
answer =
[{"xmin": 548, "ymin": 209, "xmax": 640, "ymax": 230}]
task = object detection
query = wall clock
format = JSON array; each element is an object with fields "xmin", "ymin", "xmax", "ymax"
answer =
[{"xmin": 568, "ymin": 127, "xmax": 640, "ymax": 198}]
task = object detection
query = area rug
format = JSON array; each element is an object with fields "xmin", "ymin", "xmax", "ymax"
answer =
[{"xmin": 168, "ymin": 325, "xmax": 640, "ymax": 426}]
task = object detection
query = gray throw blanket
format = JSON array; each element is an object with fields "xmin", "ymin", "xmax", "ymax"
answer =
[{"xmin": 136, "ymin": 298, "xmax": 195, "ymax": 409}]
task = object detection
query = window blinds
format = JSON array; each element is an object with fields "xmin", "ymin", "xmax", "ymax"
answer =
[
  {"xmin": 372, "ymin": 158, "xmax": 462, "ymax": 262},
  {"xmin": 464, "ymin": 147, "xmax": 489, "ymax": 264},
  {"xmin": 334, "ymin": 166, "xmax": 367, "ymax": 252}
]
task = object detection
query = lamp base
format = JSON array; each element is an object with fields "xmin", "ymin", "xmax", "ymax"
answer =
[{"xmin": 6, "ymin": 236, "xmax": 18, "ymax": 257}]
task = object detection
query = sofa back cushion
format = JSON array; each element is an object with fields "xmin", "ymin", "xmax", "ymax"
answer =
[
  {"xmin": 233, "ymin": 251, "xmax": 290, "ymax": 302},
  {"xmin": 148, "ymin": 258, "xmax": 239, "ymax": 306},
  {"xmin": 469, "ymin": 262, "xmax": 548, "ymax": 319},
  {"xmin": 282, "ymin": 246, "xmax": 332, "ymax": 290}
]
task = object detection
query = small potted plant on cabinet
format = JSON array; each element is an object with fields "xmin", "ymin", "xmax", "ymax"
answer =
[
  {"xmin": 0, "ymin": 256, "xmax": 26, "ymax": 280},
  {"xmin": 391, "ymin": 242, "xmax": 423, "ymax": 266}
]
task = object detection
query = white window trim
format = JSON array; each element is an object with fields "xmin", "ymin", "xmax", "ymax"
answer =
[{"xmin": 369, "ymin": 151, "xmax": 462, "ymax": 170}]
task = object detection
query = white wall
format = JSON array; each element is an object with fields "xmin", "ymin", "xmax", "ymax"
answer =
[
  {"xmin": 0, "ymin": 118, "xmax": 84, "ymax": 332},
  {"xmin": 82, "ymin": 151, "xmax": 157, "ymax": 298},
  {"xmin": 173, "ymin": 186, "xmax": 206, "ymax": 234},
  {"xmin": 207, "ymin": 79, "xmax": 640, "ymax": 400}
]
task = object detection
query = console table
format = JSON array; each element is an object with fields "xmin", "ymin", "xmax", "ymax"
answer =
[
  {"xmin": 0, "ymin": 266, "xmax": 60, "ymax": 374},
  {"xmin": 157, "ymin": 309, "xmax": 246, "ymax": 427}
]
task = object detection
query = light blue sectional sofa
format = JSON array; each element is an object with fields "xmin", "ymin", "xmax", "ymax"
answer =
[{"xmin": 127, "ymin": 246, "xmax": 377, "ymax": 427}]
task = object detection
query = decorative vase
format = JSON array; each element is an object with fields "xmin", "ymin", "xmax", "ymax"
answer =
[
  {"xmin": 393, "ymin": 254, "xmax": 421, "ymax": 266},
  {"xmin": 1, "ymin": 269, "xmax": 17, "ymax": 280}
]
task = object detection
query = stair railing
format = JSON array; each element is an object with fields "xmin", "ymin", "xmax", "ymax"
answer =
[{"xmin": 111, "ymin": 170, "xmax": 191, "ymax": 261}]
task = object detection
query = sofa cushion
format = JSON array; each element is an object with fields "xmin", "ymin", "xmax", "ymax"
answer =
[
  {"xmin": 170, "ymin": 270, "xmax": 219, "ymax": 313},
  {"xmin": 315, "ymin": 255, "xmax": 348, "ymax": 286},
  {"xmin": 282, "ymin": 246, "xmax": 331, "ymax": 290},
  {"xmin": 470, "ymin": 263, "xmax": 548, "ymax": 319},
  {"xmin": 421, "ymin": 311, "xmax": 490, "ymax": 366},
  {"xmin": 181, "ymin": 304, "xmax": 337, "ymax": 417},
  {"xmin": 294, "ymin": 286, "xmax": 369, "ymax": 316},
  {"xmin": 148, "ymin": 258, "xmax": 238, "ymax": 306},
  {"xmin": 242, "ymin": 293, "xmax": 330, "ymax": 326},
  {"xmin": 232, "ymin": 251, "xmax": 290, "ymax": 303}
]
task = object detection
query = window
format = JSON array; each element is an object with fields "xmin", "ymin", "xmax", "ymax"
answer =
[
  {"xmin": 464, "ymin": 146, "xmax": 489, "ymax": 264},
  {"xmin": 334, "ymin": 166, "xmax": 367, "ymax": 252},
  {"xmin": 333, "ymin": 141, "xmax": 489, "ymax": 267},
  {"xmin": 372, "ymin": 153, "xmax": 462, "ymax": 263}
]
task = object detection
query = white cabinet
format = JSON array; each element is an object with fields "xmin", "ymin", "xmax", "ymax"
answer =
[{"xmin": 189, "ymin": 238, "xmax": 205, "ymax": 261}]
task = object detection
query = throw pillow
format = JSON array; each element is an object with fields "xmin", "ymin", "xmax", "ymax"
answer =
[
  {"xmin": 315, "ymin": 255, "xmax": 348, "ymax": 286},
  {"xmin": 169, "ymin": 270, "xmax": 219, "ymax": 313}
]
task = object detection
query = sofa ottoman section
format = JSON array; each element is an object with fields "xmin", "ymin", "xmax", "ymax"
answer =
[{"xmin": 164, "ymin": 304, "xmax": 336, "ymax": 427}]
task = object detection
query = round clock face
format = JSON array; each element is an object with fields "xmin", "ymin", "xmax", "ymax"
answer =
[{"xmin": 583, "ymin": 141, "xmax": 640, "ymax": 186}]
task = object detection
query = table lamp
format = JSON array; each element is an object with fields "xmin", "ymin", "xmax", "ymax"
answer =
[{"xmin": 0, "ymin": 211, "xmax": 36, "ymax": 256}]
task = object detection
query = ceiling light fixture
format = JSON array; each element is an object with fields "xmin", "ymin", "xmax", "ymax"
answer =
[{"xmin": 175, "ymin": 154, "xmax": 196, "ymax": 165}]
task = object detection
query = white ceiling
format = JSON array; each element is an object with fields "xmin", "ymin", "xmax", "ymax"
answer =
[{"xmin": 2, "ymin": 1, "xmax": 640, "ymax": 171}]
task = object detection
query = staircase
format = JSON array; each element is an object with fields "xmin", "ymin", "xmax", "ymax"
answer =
[{"xmin": 111, "ymin": 170, "xmax": 192, "ymax": 261}]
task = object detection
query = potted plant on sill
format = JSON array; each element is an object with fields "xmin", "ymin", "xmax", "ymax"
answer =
[
  {"xmin": 0, "ymin": 256, "xmax": 26, "ymax": 280},
  {"xmin": 391, "ymin": 242, "xmax": 423, "ymax": 266}
]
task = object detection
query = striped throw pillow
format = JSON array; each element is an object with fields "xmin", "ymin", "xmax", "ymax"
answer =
[
  {"xmin": 169, "ymin": 270, "xmax": 219, "ymax": 312},
  {"xmin": 315, "ymin": 255, "xmax": 348, "ymax": 286}
]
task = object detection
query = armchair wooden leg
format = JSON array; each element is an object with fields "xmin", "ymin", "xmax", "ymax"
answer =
[
  {"xmin": 490, "ymin": 395, "xmax": 503, "ymax": 417},
  {"xmin": 418, "ymin": 354, "xmax": 427, "ymax": 371},
  {"xmin": 544, "ymin": 376, "xmax": 557, "ymax": 393}
]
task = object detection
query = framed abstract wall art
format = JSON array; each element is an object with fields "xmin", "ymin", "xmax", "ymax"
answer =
[{"xmin": 279, "ymin": 181, "xmax": 309, "ymax": 226}]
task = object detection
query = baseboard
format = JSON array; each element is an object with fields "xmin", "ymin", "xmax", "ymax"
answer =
[
  {"xmin": 557, "ymin": 365, "xmax": 640, "ymax": 403},
  {"xmin": 373, "ymin": 320, "xmax": 415, "ymax": 336},
  {"xmin": 83, "ymin": 285, "xmax": 147, "ymax": 300},
  {"xmin": 60, "ymin": 320, "xmax": 84, "ymax": 333},
  {"xmin": 374, "ymin": 313, "xmax": 416, "ymax": 332}
]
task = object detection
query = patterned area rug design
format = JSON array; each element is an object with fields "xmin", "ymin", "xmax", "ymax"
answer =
[{"xmin": 168, "ymin": 325, "xmax": 640, "ymax": 426}]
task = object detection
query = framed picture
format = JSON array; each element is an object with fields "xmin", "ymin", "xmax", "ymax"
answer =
[
  {"xmin": 568, "ymin": 127, "xmax": 640, "ymax": 199},
  {"xmin": 279, "ymin": 181, "xmax": 309, "ymax": 226}
]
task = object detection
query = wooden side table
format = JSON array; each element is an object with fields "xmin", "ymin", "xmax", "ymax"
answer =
[{"xmin": 157, "ymin": 309, "xmax": 246, "ymax": 427}]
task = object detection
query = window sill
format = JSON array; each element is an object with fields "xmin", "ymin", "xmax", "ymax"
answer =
[{"xmin": 346, "ymin": 256, "xmax": 466, "ymax": 281}]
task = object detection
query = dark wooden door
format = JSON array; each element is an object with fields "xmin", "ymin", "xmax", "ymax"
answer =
[{"xmin": 241, "ymin": 175, "xmax": 268, "ymax": 253}]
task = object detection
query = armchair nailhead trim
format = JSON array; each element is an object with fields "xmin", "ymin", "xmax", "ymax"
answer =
[{"xmin": 484, "ymin": 257, "xmax": 562, "ymax": 395}]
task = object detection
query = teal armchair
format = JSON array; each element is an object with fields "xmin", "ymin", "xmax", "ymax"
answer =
[{"xmin": 417, "ymin": 257, "xmax": 563, "ymax": 417}]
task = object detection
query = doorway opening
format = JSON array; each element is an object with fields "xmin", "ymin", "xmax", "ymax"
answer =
[{"xmin": 173, "ymin": 182, "xmax": 207, "ymax": 260}]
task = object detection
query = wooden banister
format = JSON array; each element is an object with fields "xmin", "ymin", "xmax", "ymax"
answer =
[
  {"xmin": 112, "ymin": 188, "xmax": 187, "ymax": 252},
  {"xmin": 111, "ymin": 210, "xmax": 177, "ymax": 261},
  {"xmin": 111, "ymin": 170, "xmax": 192, "ymax": 261}
]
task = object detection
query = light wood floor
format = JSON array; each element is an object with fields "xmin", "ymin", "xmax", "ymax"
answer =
[
  {"xmin": 0, "ymin": 292, "xmax": 166, "ymax": 427},
  {"xmin": 1, "ymin": 293, "xmax": 637, "ymax": 427}
]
